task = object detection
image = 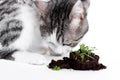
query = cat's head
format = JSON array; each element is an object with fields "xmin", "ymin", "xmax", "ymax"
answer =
[{"xmin": 35, "ymin": 0, "xmax": 90, "ymax": 48}]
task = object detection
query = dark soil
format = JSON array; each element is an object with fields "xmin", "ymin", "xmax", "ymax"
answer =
[{"xmin": 49, "ymin": 52, "xmax": 106, "ymax": 70}]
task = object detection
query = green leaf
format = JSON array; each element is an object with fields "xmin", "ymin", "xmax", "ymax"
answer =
[
  {"xmin": 71, "ymin": 50, "xmax": 80, "ymax": 54},
  {"xmin": 79, "ymin": 53, "xmax": 85, "ymax": 59},
  {"xmin": 75, "ymin": 50, "xmax": 80, "ymax": 54},
  {"xmin": 52, "ymin": 66, "xmax": 61, "ymax": 71},
  {"xmin": 71, "ymin": 44, "xmax": 97, "ymax": 56},
  {"xmin": 87, "ymin": 50, "xmax": 92, "ymax": 55},
  {"xmin": 80, "ymin": 44, "xmax": 96, "ymax": 55}
]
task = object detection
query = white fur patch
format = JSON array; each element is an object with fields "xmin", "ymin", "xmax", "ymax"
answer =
[
  {"xmin": 45, "ymin": 29, "xmax": 71, "ymax": 55},
  {"xmin": 0, "ymin": 43, "xmax": 2, "ymax": 49},
  {"xmin": 46, "ymin": 29, "xmax": 62, "ymax": 55},
  {"xmin": 46, "ymin": 29, "xmax": 58, "ymax": 45},
  {"xmin": 0, "ymin": 0, "xmax": 4, "ymax": 4},
  {"xmin": 9, "ymin": 5, "xmax": 41, "ymax": 51}
]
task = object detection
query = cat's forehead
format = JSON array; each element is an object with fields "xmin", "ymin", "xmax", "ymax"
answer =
[
  {"xmin": 49, "ymin": 0, "xmax": 78, "ymax": 16},
  {"xmin": 35, "ymin": 0, "xmax": 85, "ymax": 14},
  {"xmin": 50, "ymin": 0, "xmax": 77, "ymax": 7}
]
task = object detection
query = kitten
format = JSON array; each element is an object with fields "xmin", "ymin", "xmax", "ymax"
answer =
[{"xmin": 0, "ymin": 0, "xmax": 90, "ymax": 65}]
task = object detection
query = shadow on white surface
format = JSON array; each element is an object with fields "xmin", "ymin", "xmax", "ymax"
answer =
[{"xmin": 0, "ymin": 58, "xmax": 119, "ymax": 80}]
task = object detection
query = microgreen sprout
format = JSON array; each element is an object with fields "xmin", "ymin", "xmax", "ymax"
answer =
[
  {"xmin": 80, "ymin": 44, "xmax": 97, "ymax": 55},
  {"xmin": 79, "ymin": 53, "xmax": 85, "ymax": 59},
  {"xmin": 71, "ymin": 50, "xmax": 80, "ymax": 54},
  {"xmin": 71, "ymin": 44, "xmax": 97, "ymax": 60},
  {"xmin": 52, "ymin": 66, "xmax": 61, "ymax": 70}
]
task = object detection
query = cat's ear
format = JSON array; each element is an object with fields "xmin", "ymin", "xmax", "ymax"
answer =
[
  {"xmin": 68, "ymin": 0, "xmax": 87, "ymax": 35},
  {"xmin": 70, "ymin": 0, "xmax": 90, "ymax": 19},
  {"xmin": 34, "ymin": 0, "xmax": 49, "ymax": 12},
  {"xmin": 70, "ymin": 0, "xmax": 85, "ymax": 19},
  {"xmin": 82, "ymin": 0, "xmax": 90, "ymax": 10}
]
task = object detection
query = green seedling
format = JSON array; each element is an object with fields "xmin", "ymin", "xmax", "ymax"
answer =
[
  {"xmin": 71, "ymin": 50, "xmax": 80, "ymax": 54},
  {"xmin": 71, "ymin": 44, "xmax": 97, "ymax": 60},
  {"xmin": 52, "ymin": 66, "xmax": 61, "ymax": 71},
  {"xmin": 79, "ymin": 53, "xmax": 85, "ymax": 61},
  {"xmin": 80, "ymin": 44, "xmax": 96, "ymax": 55},
  {"xmin": 79, "ymin": 53, "xmax": 85, "ymax": 60}
]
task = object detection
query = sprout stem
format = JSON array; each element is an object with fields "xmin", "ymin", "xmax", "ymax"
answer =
[{"xmin": 84, "ymin": 53, "xmax": 95, "ymax": 59}]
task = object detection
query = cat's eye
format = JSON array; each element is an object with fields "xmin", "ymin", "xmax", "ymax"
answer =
[
  {"xmin": 74, "ymin": 36, "xmax": 83, "ymax": 41},
  {"xmin": 63, "ymin": 42, "xmax": 78, "ymax": 47},
  {"xmin": 63, "ymin": 43, "xmax": 72, "ymax": 46}
]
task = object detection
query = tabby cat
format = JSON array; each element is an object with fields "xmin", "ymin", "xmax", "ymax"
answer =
[{"xmin": 0, "ymin": 0, "xmax": 90, "ymax": 65}]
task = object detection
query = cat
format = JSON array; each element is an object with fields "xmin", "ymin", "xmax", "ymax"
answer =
[{"xmin": 0, "ymin": 0, "xmax": 90, "ymax": 65}]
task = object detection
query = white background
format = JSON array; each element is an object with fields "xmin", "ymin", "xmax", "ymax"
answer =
[{"xmin": 0, "ymin": 0, "xmax": 120, "ymax": 80}]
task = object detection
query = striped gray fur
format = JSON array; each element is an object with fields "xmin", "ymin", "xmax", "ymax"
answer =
[
  {"xmin": 0, "ymin": 0, "xmax": 39, "ymax": 59},
  {"xmin": 0, "ymin": 20, "xmax": 22, "ymax": 46},
  {"xmin": 47, "ymin": 0, "xmax": 89, "ymax": 47},
  {"xmin": 0, "ymin": 0, "xmax": 23, "ymax": 46},
  {"xmin": 40, "ymin": 0, "xmax": 77, "ymax": 38},
  {"xmin": 0, "ymin": 0, "xmax": 18, "ymax": 21},
  {"xmin": 0, "ymin": 0, "xmax": 31, "ymax": 58},
  {"xmin": 0, "ymin": 47, "xmax": 18, "ymax": 59}
]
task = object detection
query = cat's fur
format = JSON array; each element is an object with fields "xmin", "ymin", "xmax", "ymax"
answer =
[{"xmin": 0, "ymin": 0, "xmax": 90, "ymax": 65}]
